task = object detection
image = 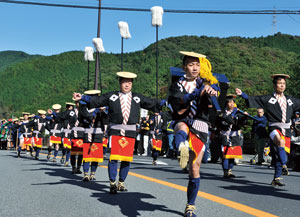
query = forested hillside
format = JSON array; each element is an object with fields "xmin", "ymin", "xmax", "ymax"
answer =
[
  {"xmin": 1, "ymin": 33, "xmax": 300, "ymax": 118},
  {"xmin": 0, "ymin": 51, "xmax": 41, "ymax": 72}
]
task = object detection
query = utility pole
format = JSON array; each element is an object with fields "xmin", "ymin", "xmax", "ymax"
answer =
[{"xmin": 272, "ymin": 6, "xmax": 277, "ymax": 35}]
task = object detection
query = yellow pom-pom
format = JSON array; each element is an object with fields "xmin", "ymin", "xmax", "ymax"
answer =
[{"xmin": 199, "ymin": 58, "xmax": 218, "ymax": 85}]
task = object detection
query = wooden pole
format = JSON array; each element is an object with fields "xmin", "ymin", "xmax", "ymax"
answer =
[
  {"xmin": 155, "ymin": 25, "xmax": 158, "ymax": 101},
  {"xmin": 94, "ymin": 0, "xmax": 102, "ymax": 91},
  {"xmin": 121, "ymin": 37, "xmax": 124, "ymax": 71}
]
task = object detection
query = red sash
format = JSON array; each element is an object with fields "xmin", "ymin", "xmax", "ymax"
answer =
[
  {"xmin": 83, "ymin": 143, "xmax": 103, "ymax": 162},
  {"xmin": 33, "ymin": 137, "xmax": 43, "ymax": 148},
  {"xmin": 23, "ymin": 137, "xmax": 32, "ymax": 146},
  {"xmin": 110, "ymin": 135, "xmax": 135, "ymax": 162},
  {"xmin": 71, "ymin": 139, "xmax": 83, "ymax": 155},
  {"xmin": 223, "ymin": 146, "xmax": 243, "ymax": 159},
  {"xmin": 188, "ymin": 132, "xmax": 205, "ymax": 164},
  {"xmin": 276, "ymin": 129, "xmax": 291, "ymax": 154},
  {"xmin": 102, "ymin": 137, "xmax": 108, "ymax": 148},
  {"xmin": 50, "ymin": 136, "xmax": 62, "ymax": 144},
  {"xmin": 152, "ymin": 138, "xmax": 162, "ymax": 151},
  {"xmin": 63, "ymin": 138, "xmax": 71, "ymax": 149}
]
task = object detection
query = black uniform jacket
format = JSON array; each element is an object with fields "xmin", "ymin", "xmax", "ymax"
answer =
[
  {"xmin": 245, "ymin": 94, "xmax": 300, "ymax": 137},
  {"xmin": 49, "ymin": 113, "xmax": 63, "ymax": 137},
  {"xmin": 216, "ymin": 110, "xmax": 247, "ymax": 146},
  {"xmin": 80, "ymin": 104, "xmax": 104, "ymax": 143},
  {"xmin": 88, "ymin": 91, "xmax": 162, "ymax": 138},
  {"xmin": 57, "ymin": 109, "xmax": 77, "ymax": 139},
  {"xmin": 20, "ymin": 120, "xmax": 34, "ymax": 138},
  {"xmin": 168, "ymin": 76, "xmax": 211, "ymax": 123},
  {"xmin": 32, "ymin": 117, "xmax": 50, "ymax": 138},
  {"xmin": 152, "ymin": 114, "xmax": 163, "ymax": 140}
]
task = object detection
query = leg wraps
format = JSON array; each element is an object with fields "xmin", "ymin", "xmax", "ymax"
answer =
[
  {"xmin": 152, "ymin": 150, "xmax": 159, "ymax": 161},
  {"xmin": 119, "ymin": 161, "xmax": 130, "ymax": 182},
  {"xmin": 277, "ymin": 146, "xmax": 287, "ymax": 165},
  {"xmin": 54, "ymin": 149, "xmax": 58, "ymax": 158},
  {"xmin": 77, "ymin": 155, "xmax": 83, "ymax": 168},
  {"xmin": 66, "ymin": 149, "xmax": 71, "ymax": 162},
  {"xmin": 108, "ymin": 160, "xmax": 118, "ymax": 182},
  {"xmin": 83, "ymin": 162, "xmax": 90, "ymax": 173},
  {"xmin": 70, "ymin": 155, "xmax": 76, "ymax": 167},
  {"xmin": 174, "ymin": 130, "xmax": 188, "ymax": 151},
  {"xmin": 91, "ymin": 162, "xmax": 98, "ymax": 173},
  {"xmin": 271, "ymin": 144, "xmax": 286, "ymax": 178},
  {"xmin": 187, "ymin": 177, "xmax": 200, "ymax": 205},
  {"xmin": 229, "ymin": 159, "xmax": 234, "ymax": 170},
  {"xmin": 62, "ymin": 147, "xmax": 66, "ymax": 156},
  {"xmin": 36, "ymin": 148, "xmax": 40, "ymax": 157},
  {"xmin": 222, "ymin": 158, "xmax": 229, "ymax": 170}
]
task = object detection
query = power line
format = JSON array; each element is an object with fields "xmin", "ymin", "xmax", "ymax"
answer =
[
  {"xmin": 287, "ymin": 14, "xmax": 300, "ymax": 24},
  {"xmin": 1, "ymin": 0, "xmax": 300, "ymax": 14}
]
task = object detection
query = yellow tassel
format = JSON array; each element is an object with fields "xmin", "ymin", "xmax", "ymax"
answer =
[{"xmin": 199, "ymin": 58, "xmax": 218, "ymax": 85}]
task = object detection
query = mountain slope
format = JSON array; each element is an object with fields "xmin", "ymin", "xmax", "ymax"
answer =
[
  {"xmin": 0, "ymin": 33, "xmax": 299, "ymax": 118},
  {"xmin": 0, "ymin": 50, "xmax": 41, "ymax": 72}
]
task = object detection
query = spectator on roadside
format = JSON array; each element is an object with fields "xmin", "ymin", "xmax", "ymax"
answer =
[
  {"xmin": 292, "ymin": 111, "xmax": 300, "ymax": 127},
  {"xmin": 252, "ymin": 108, "xmax": 268, "ymax": 165},
  {"xmin": 166, "ymin": 120, "xmax": 175, "ymax": 158},
  {"xmin": 140, "ymin": 116, "xmax": 150, "ymax": 156}
]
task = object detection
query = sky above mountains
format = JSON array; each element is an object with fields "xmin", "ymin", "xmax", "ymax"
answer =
[{"xmin": 1, "ymin": 0, "xmax": 300, "ymax": 55}]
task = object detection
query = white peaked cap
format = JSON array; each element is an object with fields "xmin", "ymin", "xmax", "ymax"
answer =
[
  {"xmin": 151, "ymin": 6, "xmax": 164, "ymax": 27},
  {"xmin": 118, "ymin": 21, "xmax": 131, "ymax": 39},
  {"xmin": 84, "ymin": 47, "xmax": 94, "ymax": 61},
  {"xmin": 92, "ymin": 38, "xmax": 105, "ymax": 53}
]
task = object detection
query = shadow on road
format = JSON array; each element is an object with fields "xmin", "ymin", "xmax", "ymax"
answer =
[
  {"xmin": 199, "ymin": 171, "xmax": 300, "ymax": 202},
  {"xmin": 92, "ymin": 192, "xmax": 182, "ymax": 217},
  {"xmin": 221, "ymin": 184, "xmax": 300, "ymax": 201},
  {"xmin": 131, "ymin": 165, "xmax": 188, "ymax": 175},
  {"xmin": 27, "ymin": 162, "xmax": 182, "ymax": 217}
]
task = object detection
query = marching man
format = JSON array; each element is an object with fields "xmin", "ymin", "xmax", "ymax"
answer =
[
  {"xmin": 167, "ymin": 51, "xmax": 218, "ymax": 217},
  {"xmin": 73, "ymin": 71, "xmax": 165, "ymax": 194},
  {"xmin": 236, "ymin": 74, "xmax": 300, "ymax": 186}
]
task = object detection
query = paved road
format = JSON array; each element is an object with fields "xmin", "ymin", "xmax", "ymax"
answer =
[{"xmin": 0, "ymin": 150, "xmax": 299, "ymax": 217}]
